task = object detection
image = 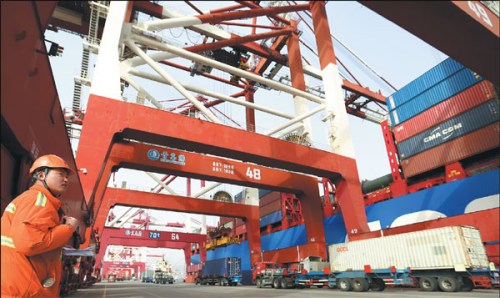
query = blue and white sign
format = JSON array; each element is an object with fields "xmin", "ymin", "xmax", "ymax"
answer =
[
  {"xmin": 147, "ymin": 148, "xmax": 186, "ymax": 166},
  {"xmin": 147, "ymin": 149, "xmax": 160, "ymax": 161}
]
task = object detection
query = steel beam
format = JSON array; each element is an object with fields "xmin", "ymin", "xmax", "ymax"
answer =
[
  {"xmin": 94, "ymin": 188, "xmax": 258, "ymax": 265},
  {"xmin": 76, "ymin": 95, "xmax": 368, "ymax": 243},
  {"xmin": 360, "ymin": 1, "xmax": 499, "ymax": 85}
]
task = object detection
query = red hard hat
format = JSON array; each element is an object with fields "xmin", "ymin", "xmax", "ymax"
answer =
[{"xmin": 29, "ymin": 154, "xmax": 75, "ymax": 175}]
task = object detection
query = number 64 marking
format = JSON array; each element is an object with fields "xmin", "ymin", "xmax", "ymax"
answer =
[{"xmin": 246, "ymin": 167, "xmax": 261, "ymax": 180}]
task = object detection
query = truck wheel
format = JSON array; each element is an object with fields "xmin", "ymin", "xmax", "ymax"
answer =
[
  {"xmin": 352, "ymin": 278, "xmax": 369, "ymax": 292},
  {"xmin": 438, "ymin": 276, "xmax": 459, "ymax": 292},
  {"xmin": 256, "ymin": 278, "xmax": 262, "ymax": 288},
  {"xmin": 338, "ymin": 278, "xmax": 352, "ymax": 291},
  {"xmin": 419, "ymin": 277, "xmax": 438, "ymax": 291},
  {"xmin": 280, "ymin": 278, "xmax": 288, "ymax": 289},
  {"xmin": 273, "ymin": 278, "xmax": 282, "ymax": 289},
  {"xmin": 461, "ymin": 277, "xmax": 474, "ymax": 292},
  {"xmin": 317, "ymin": 285, "xmax": 323, "ymax": 288},
  {"xmin": 370, "ymin": 278, "xmax": 386, "ymax": 291}
]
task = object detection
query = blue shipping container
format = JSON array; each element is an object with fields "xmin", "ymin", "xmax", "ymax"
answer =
[
  {"xmin": 397, "ymin": 99, "xmax": 499, "ymax": 159},
  {"xmin": 260, "ymin": 210, "xmax": 282, "ymax": 227},
  {"xmin": 390, "ymin": 68, "xmax": 483, "ymax": 125},
  {"xmin": 387, "ymin": 58, "xmax": 465, "ymax": 110},
  {"xmin": 234, "ymin": 191, "xmax": 243, "ymax": 203},
  {"xmin": 324, "ymin": 169, "xmax": 499, "ymax": 245},
  {"xmin": 202, "ymin": 257, "xmax": 241, "ymax": 277}
]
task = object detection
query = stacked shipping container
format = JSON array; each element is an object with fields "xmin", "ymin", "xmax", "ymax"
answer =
[
  {"xmin": 386, "ymin": 57, "xmax": 499, "ymax": 178},
  {"xmin": 219, "ymin": 189, "xmax": 283, "ymax": 230}
]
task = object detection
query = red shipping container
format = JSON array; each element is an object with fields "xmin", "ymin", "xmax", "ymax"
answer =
[
  {"xmin": 260, "ymin": 199, "xmax": 282, "ymax": 217},
  {"xmin": 394, "ymin": 81, "xmax": 497, "ymax": 142},
  {"xmin": 219, "ymin": 217, "xmax": 245, "ymax": 227},
  {"xmin": 260, "ymin": 191, "xmax": 281, "ymax": 206},
  {"xmin": 187, "ymin": 264, "xmax": 202, "ymax": 273},
  {"xmin": 401, "ymin": 123, "xmax": 499, "ymax": 177}
]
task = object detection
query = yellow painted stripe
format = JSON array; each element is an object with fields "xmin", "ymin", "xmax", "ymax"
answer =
[
  {"xmin": 1, "ymin": 236, "xmax": 15, "ymax": 248},
  {"xmin": 5, "ymin": 203, "xmax": 16, "ymax": 214},
  {"xmin": 35, "ymin": 192, "xmax": 47, "ymax": 207}
]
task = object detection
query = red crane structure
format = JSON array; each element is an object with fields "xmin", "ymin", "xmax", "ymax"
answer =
[{"xmin": 2, "ymin": 0, "xmax": 498, "ymax": 284}]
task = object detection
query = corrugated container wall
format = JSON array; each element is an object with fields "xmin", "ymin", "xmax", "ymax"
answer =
[
  {"xmin": 202, "ymin": 257, "xmax": 241, "ymax": 277},
  {"xmin": 397, "ymin": 99, "xmax": 499, "ymax": 159},
  {"xmin": 260, "ymin": 210, "xmax": 282, "ymax": 227},
  {"xmin": 260, "ymin": 191, "xmax": 281, "ymax": 206},
  {"xmin": 401, "ymin": 123, "xmax": 499, "ymax": 178},
  {"xmin": 390, "ymin": 68, "xmax": 483, "ymax": 125},
  {"xmin": 393, "ymin": 81, "xmax": 498, "ymax": 142},
  {"xmin": 387, "ymin": 58, "xmax": 465, "ymax": 110},
  {"xmin": 260, "ymin": 199, "xmax": 281, "ymax": 217},
  {"xmin": 328, "ymin": 226, "xmax": 489, "ymax": 272}
]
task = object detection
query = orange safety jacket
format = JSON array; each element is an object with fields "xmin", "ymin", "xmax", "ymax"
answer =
[{"xmin": 1, "ymin": 184, "xmax": 74, "ymax": 297}]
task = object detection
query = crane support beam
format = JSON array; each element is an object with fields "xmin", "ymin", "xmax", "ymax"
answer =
[
  {"xmin": 360, "ymin": 1, "xmax": 499, "ymax": 85},
  {"xmin": 97, "ymin": 227, "xmax": 207, "ymax": 268},
  {"xmin": 76, "ymin": 95, "xmax": 368, "ymax": 250},
  {"xmin": 94, "ymin": 188, "xmax": 257, "ymax": 265},
  {"xmin": 86, "ymin": 139, "xmax": 326, "ymax": 264}
]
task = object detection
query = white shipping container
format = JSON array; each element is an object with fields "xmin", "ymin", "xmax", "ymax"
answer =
[{"xmin": 329, "ymin": 226, "xmax": 489, "ymax": 272}]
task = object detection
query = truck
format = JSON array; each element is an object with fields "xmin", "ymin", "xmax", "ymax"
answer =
[
  {"xmin": 327, "ymin": 226, "xmax": 497, "ymax": 292},
  {"xmin": 195, "ymin": 257, "xmax": 242, "ymax": 286},
  {"xmin": 152, "ymin": 259, "xmax": 175, "ymax": 284},
  {"xmin": 254, "ymin": 256, "xmax": 330, "ymax": 289},
  {"xmin": 154, "ymin": 270, "xmax": 175, "ymax": 284}
]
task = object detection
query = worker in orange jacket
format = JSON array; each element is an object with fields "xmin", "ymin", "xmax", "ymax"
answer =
[{"xmin": 1, "ymin": 154, "xmax": 80, "ymax": 297}]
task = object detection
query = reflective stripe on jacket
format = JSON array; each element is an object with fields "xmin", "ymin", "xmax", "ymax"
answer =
[{"xmin": 1, "ymin": 184, "xmax": 74, "ymax": 297}]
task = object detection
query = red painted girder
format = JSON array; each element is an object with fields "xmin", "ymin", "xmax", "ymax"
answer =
[
  {"xmin": 93, "ymin": 188, "xmax": 261, "ymax": 265},
  {"xmin": 360, "ymin": 1, "xmax": 499, "ymax": 85},
  {"xmin": 254, "ymin": 34, "xmax": 288, "ymax": 75},
  {"xmin": 237, "ymin": 1, "xmax": 291, "ymax": 25},
  {"xmin": 90, "ymin": 140, "xmax": 326, "ymax": 259},
  {"xmin": 342, "ymin": 79, "xmax": 386, "ymax": 105},
  {"xmin": 131, "ymin": 1, "xmax": 288, "ymax": 66},
  {"xmin": 219, "ymin": 21, "xmax": 282, "ymax": 30},
  {"xmin": 76, "ymin": 95, "xmax": 368, "ymax": 238},
  {"xmin": 94, "ymin": 189, "xmax": 260, "ymax": 235},
  {"xmin": 101, "ymin": 227, "xmax": 207, "ymax": 243},
  {"xmin": 196, "ymin": 4, "xmax": 310, "ymax": 25},
  {"xmin": 104, "ymin": 238, "xmax": 189, "ymax": 249},
  {"xmin": 108, "ymin": 142, "xmax": 316, "ymax": 193},
  {"xmin": 162, "ymin": 30, "xmax": 289, "ymax": 66}
]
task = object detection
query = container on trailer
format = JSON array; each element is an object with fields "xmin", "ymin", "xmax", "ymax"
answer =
[
  {"xmin": 202, "ymin": 257, "xmax": 241, "ymax": 277},
  {"xmin": 400, "ymin": 123, "xmax": 499, "ymax": 178},
  {"xmin": 390, "ymin": 68, "xmax": 483, "ymax": 125},
  {"xmin": 396, "ymin": 99, "xmax": 499, "ymax": 159},
  {"xmin": 329, "ymin": 226, "xmax": 490, "ymax": 272},
  {"xmin": 387, "ymin": 57, "xmax": 465, "ymax": 110},
  {"xmin": 393, "ymin": 81, "xmax": 497, "ymax": 142},
  {"xmin": 187, "ymin": 264, "xmax": 202, "ymax": 273}
]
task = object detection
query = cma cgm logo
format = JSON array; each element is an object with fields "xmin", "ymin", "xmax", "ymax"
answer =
[
  {"xmin": 336, "ymin": 247, "xmax": 349, "ymax": 252},
  {"xmin": 423, "ymin": 123, "xmax": 462, "ymax": 143},
  {"xmin": 125, "ymin": 229, "xmax": 142, "ymax": 237}
]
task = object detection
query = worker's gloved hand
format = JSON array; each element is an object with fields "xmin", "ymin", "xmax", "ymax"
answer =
[{"xmin": 62, "ymin": 215, "xmax": 79, "ymax": 231}]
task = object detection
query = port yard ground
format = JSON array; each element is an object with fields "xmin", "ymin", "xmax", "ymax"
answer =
[{"xmin": 66, "ymin": 281, "xmax": 499, "ymax": 298}]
